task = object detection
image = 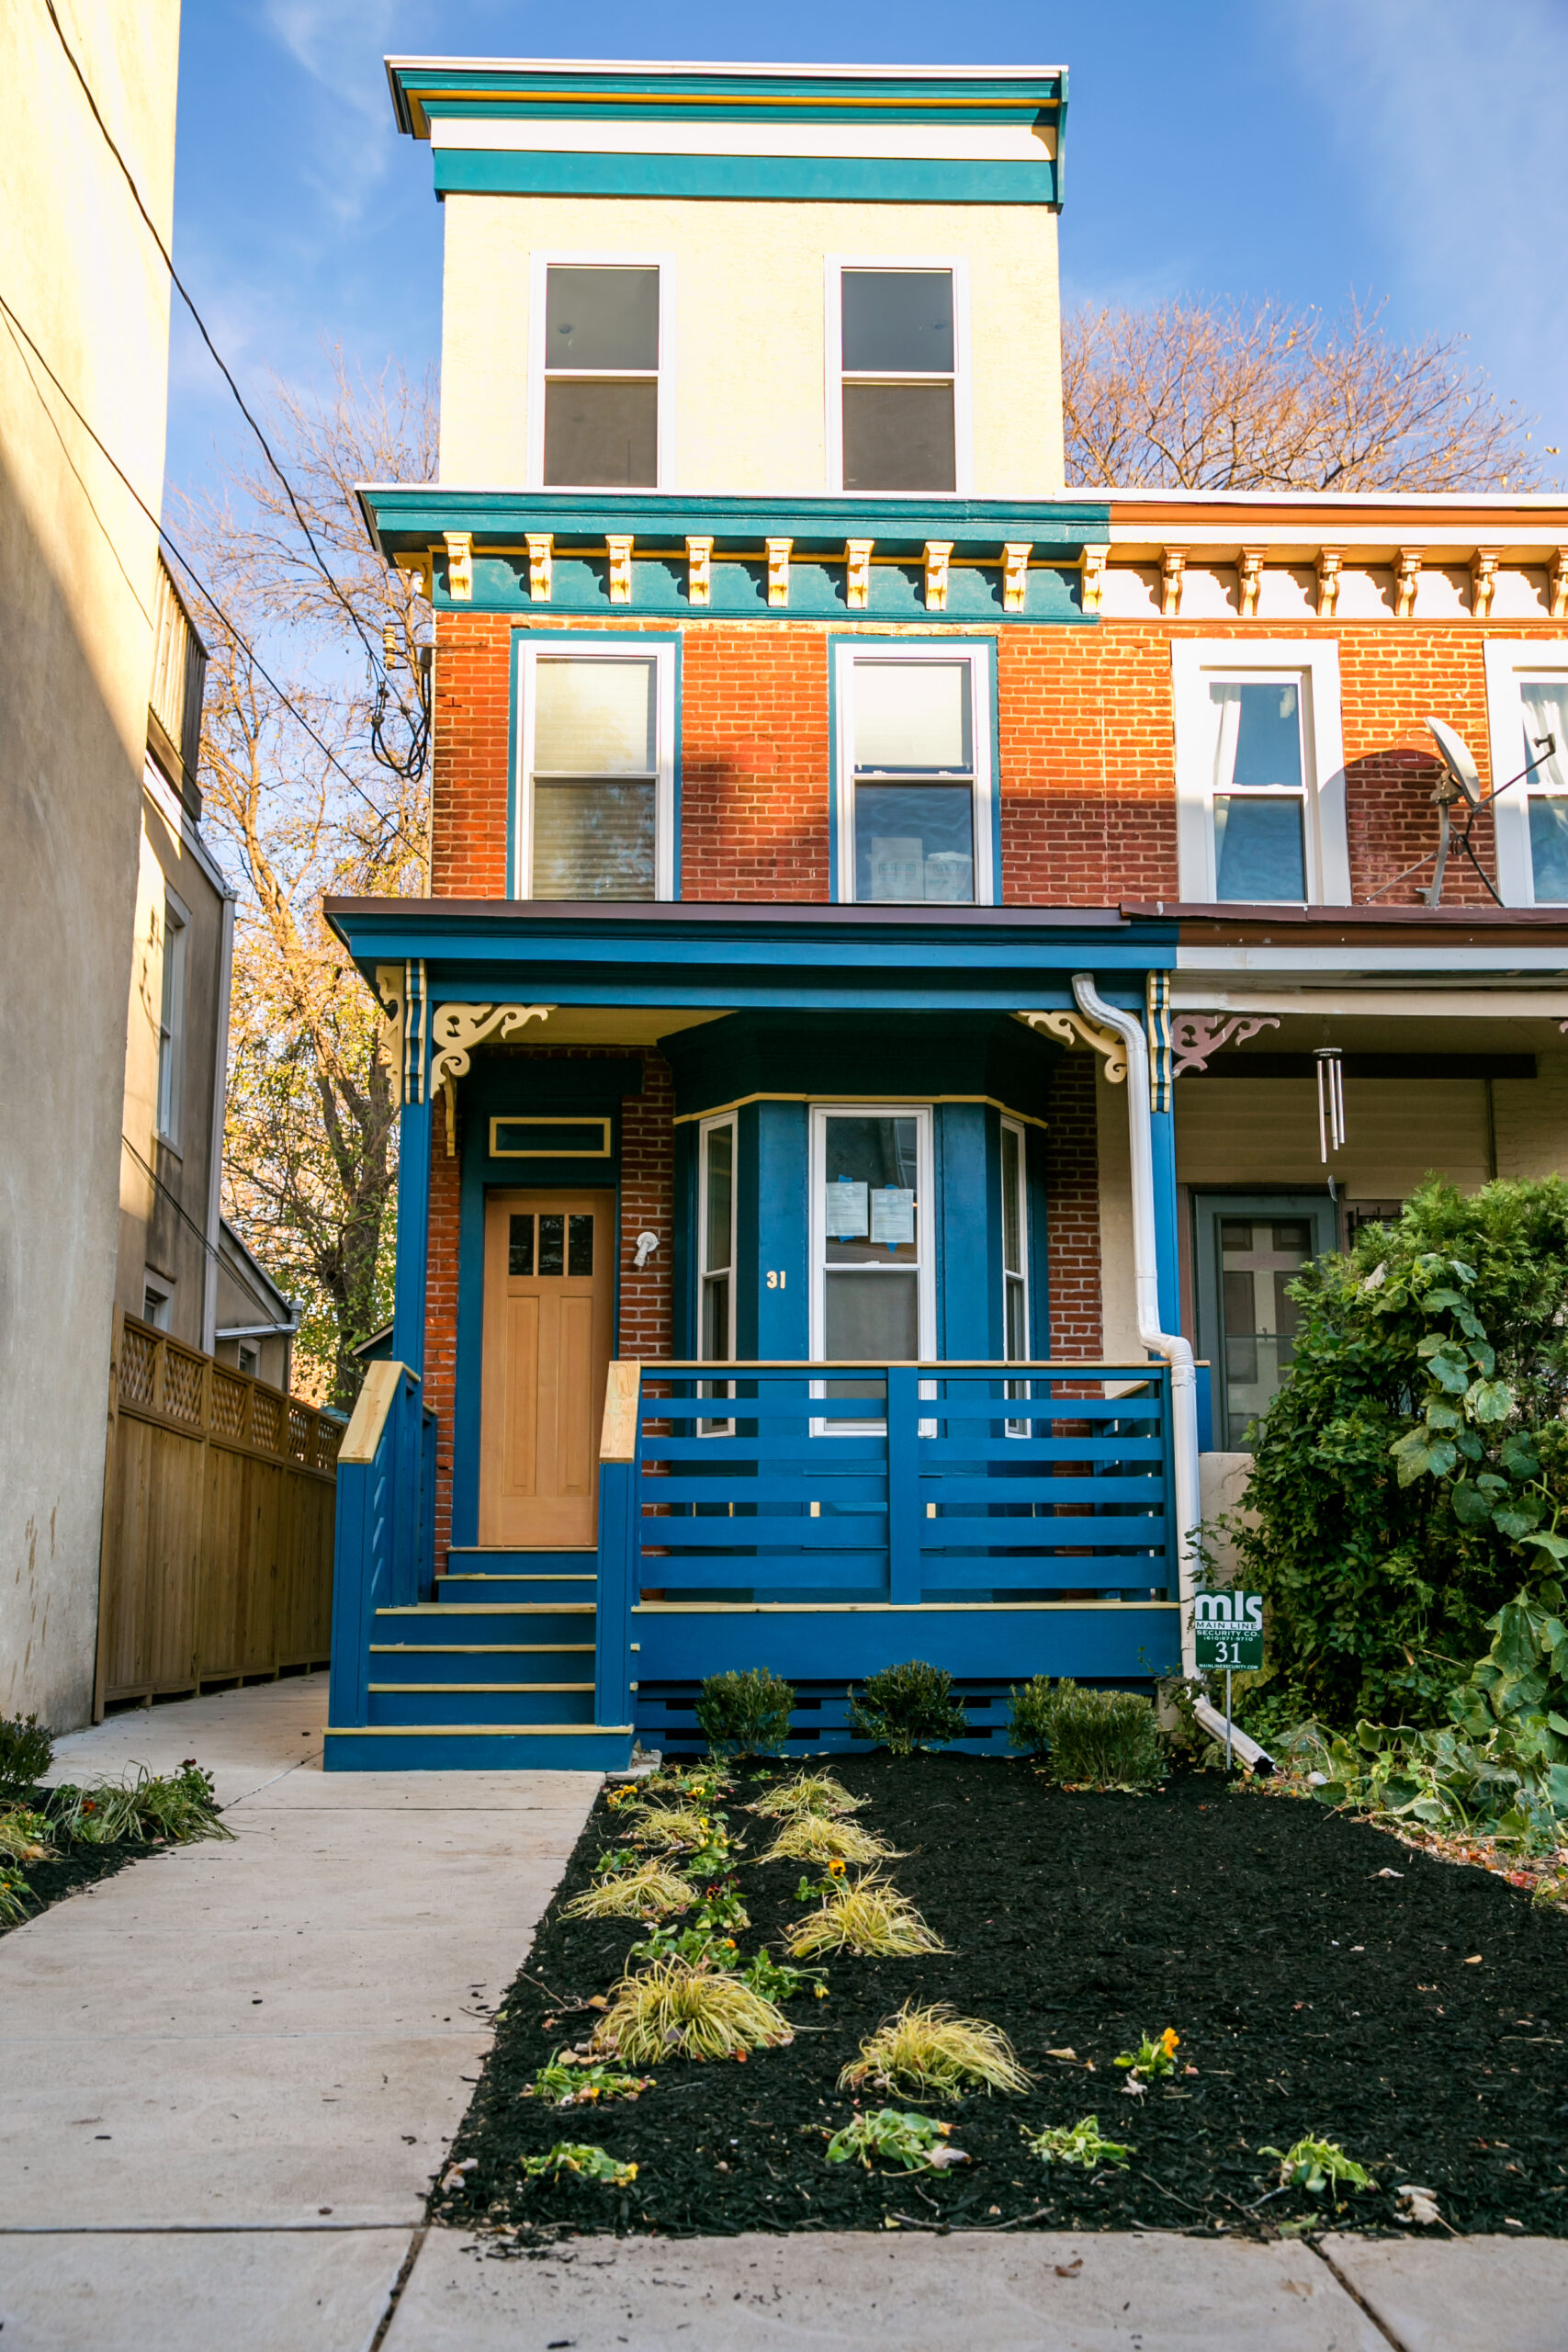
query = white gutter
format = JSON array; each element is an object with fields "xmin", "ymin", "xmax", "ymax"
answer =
[{"xmin": 1071, "ymin": 973, "xmax": 1201, "ymax": 1676}]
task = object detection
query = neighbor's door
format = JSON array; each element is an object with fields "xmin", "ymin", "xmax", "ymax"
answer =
[{"xmin": 479, "ymin": 1191, "xmax": 615, "ymax": 1546}]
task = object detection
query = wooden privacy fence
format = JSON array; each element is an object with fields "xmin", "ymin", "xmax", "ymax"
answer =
[{"xmin": 95, "ymin": 1310, "xmax": 342, "ymax": 1715}]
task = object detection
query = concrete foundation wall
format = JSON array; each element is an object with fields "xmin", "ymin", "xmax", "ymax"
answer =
[{"xmin": 0, "ymin": 1, "xmax": 180, "ymax": 1728}]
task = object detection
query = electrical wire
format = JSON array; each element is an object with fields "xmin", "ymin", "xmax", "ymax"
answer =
[
  {"xmin": 40, "ymin": 0, "xmax": 429, "ymax": 780},
  {"xmin": 0, "ymin": 285, "xmax": 420, "ymax": 854},
  {"xmin": 121, "ymin": 1134, "xmax": 292, "ymax": 1329}
]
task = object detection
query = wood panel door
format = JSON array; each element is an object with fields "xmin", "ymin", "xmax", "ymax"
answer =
[{"xmin": 479, "ymin": 1191, "xmax": 615, "ymax": 1547}]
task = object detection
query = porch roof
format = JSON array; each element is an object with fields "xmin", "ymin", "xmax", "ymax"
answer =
[{"xmin": 323, "ymin": 895, "xmax": 1175, "ymax": 1014}]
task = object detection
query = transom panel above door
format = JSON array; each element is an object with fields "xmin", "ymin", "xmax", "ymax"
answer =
[{"xmin": 479, "ymin": 1189, "xmax": 615, "ymax": 1545}]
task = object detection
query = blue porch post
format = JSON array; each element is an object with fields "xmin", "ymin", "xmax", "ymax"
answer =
[{"xmin": 392, "ymin": 1094, "xmax": 433, "ymax": 1375}]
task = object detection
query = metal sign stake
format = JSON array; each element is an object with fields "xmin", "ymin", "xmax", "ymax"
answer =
[{"xmin": 1225, "ymin": 1668, "xmax": 1233, "ymax": 1772}]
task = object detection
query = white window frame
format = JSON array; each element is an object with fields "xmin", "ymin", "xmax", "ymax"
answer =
[
  {"xmin": 808, "ymin": 1102, "xmax": 936, "ymax": 1402},
  {"xmin": 1171, "ymin": 640, "xmax": 1348, "ymax": 906},
  {"xmin": 697, "ymin": 1112, "xmax": 738, "ymax": 1365},
  {"xmin": 824, "ymin": 255, "xmax": 972, "ymax": 496},
  {"xmin": 513, "ymin": 636, "xmax": 678, "ymax": 901},
  {"xmin": 155, "ymin": 886, "xmax": 189, "ymax": 1148},
  {"xmin": 527, "ymin": 252, "xmax": 676, "ymax": 491},
  {"xmin": 142, "ymin": 1273, "xmax": 173, "ymax": 1331},
  {"xmin": 832, "ymin": 638, "xmax": 996, "ymax": 906},
  {"xmin": 1483, "ymin": 639, "xmax": 1568, "ymax": 905}
]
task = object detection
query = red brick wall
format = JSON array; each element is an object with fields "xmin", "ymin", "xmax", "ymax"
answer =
[
  {"xmin": 422, "ymin": 1046, "xmax": 674, "ymax": 1566},
  {"xmin": 1040, "ymin": 1053, "xmax": 1101, "ymax": 1358},
  {"xmin": 680, "ymin": 627, "xmax": 829, "ymax": 899}
]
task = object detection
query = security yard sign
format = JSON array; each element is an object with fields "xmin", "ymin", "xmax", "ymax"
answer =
[{"xmin": 1192, "ymin": 1590, "xmax": 1264, "ymax": 1672}]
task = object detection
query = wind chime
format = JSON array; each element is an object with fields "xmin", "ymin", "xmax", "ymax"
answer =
[{"xmin": 1314, "ymin": 1046, "xmax": 1346, "ymax": 1193}]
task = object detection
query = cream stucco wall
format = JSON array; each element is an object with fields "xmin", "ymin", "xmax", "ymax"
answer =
[
  {"xmin": 438, "ymin": 192, "xmax": 1063, "ymax": 495},
  {"xmin": 1175, "ymin": 1076, "xmax": 1495, "ymax": 1196},
  {"xmin": 0, "ymin": 1, "xmax": 181, "ymax": 1727}
]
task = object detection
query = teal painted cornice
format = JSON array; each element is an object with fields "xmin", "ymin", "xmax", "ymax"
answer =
[
  {"xmin": 386, "ymin": 59, "xmax": 1065, "ymax": 139},
  {"xmin": 359, "ymin": 487, "xmax": 1111, "ymax": 627},
  {"xmin": 432, "ymin": 149, "xmax": 1056, "ymax": 205}
]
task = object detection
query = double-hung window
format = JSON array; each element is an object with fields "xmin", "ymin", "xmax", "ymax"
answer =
[
  {"xmin": 1172, "ymin": 642, "xmax": 1348, "ymax": 904},
  {"xmin": 155, "ymin": 889, "xmax": 188, "ymax": 1145},
  {"xmin": 698, "ymin": 1115, "xmax": 737, "ymax": 1364},
  {"xmin": 1483, "ymin": 644, "xmax": 1568, "ymax": 903},
  {"xmin": 536, "ymin": 263, "xmax": 665, "ymax": 488},
  {"xmin": 833, "ymin": 642, "xmax": 994, "ymax": 904},
  {"xmin": 515, "ymin": 639, "xmax": 676, "ymax": 900},
  {"xmin": 829, "ymin": 264, "xmax": 965, "ymax": 493},
  {"xmin": 810, "ymin": 1106, "xmax": 934, "ymax": 1385},
  {"xmin": 999, "ymin": 1120, "xmax": 1030, "ymax": 1362}
]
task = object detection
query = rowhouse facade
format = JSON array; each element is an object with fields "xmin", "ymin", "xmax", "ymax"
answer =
[{"xmin": 324, "ymin": 56, "xmax": 1568, "ymax": 1770}]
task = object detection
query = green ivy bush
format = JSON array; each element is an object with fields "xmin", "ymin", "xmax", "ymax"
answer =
[
  {"xmin": 1008, "ymin": 1678, "xmax": 1166, "ymax": 1788},
  {"xmin": 1234, "ymin": 1176, "xmax": 1568, "ymax": 1723},
  {"xmin": 694, "ymin": 1668, "xmax": 795, "ymax": 1758},
  {"xmin": 848, "ymin": 1662, "xmax": 967, "ymax": 1755}
]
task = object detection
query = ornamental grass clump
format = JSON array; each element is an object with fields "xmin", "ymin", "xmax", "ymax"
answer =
[
  {"xmin": 1010, "ymin": 1678, "xmax": 1166, "ymax": 1790},
  {"xmin": 755, "ymin": 1815, "xmax": 899, "ymax": 1868},
  {"xmin": 563, "ymin": 1859, "xmax": 695, "ymax": 1921},
  {"xmin": 842, "ymin": 2000, "xmax": 1032, "ymax": 2101},
  {"xmin": 694, "ymin": 1668, "xmax": 795, "ymax": 1758},
  {"xmin": 0, "ymin": 1864, "xmax": 32, "ymax": 1929},
  {"xmin": 748, "ymin": 1770, "xmax": 866, "ymax": 1821},
  {"xmin": 48, "ymin": 1762, "xmax": 229, "ymax": 1848},
  {"xmin": 590, "ymin": 1957, "xmax": 794, "ymax": 2064},
  {"xmin": 849, "ymin": 1661, "xmax": 967, "ymax": 1755},
  {"xmin": 623, "ymin": 1802, "xmax": 718, "ymax": 1852},
  {"xmin": 786, "ymin": 1871, "xmax": 946, "ymax": 1960}
]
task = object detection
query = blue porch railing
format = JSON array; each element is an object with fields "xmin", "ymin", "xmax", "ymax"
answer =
[
  {"xmin": 327, "ymin": 1361, "xmax": 436, "ymax": 1731},
  {"xmin": 596, "ymin": 1361, "xmax": 1176, "ymax": 1727}
]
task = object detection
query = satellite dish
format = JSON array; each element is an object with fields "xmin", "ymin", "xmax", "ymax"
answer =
[{"xmin": 1426, "ymin": 716, "xmax": 1483, "ymax": 807}]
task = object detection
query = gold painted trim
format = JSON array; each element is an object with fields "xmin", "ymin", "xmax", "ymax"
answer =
[{"xmin": 671, "ymin": 1091, "xmax": 1048, "ymax": 1130}]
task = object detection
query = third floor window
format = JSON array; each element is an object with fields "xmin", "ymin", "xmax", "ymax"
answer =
[{"xmin": 540, "ymin": 265, "xmax": 662, "ymax": 488}]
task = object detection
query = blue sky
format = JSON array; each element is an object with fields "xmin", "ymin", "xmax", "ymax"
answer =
[{"xmin": 167, "ymin": 0, "xmax": 1568, "ymax": 497}]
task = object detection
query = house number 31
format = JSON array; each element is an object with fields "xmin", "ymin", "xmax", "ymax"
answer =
[{"xmin": 765, "ymin": 1270, "xmax": 787, "ymax": 1289}]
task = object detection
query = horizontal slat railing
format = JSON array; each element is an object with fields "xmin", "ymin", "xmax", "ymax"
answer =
[{"xmin": 620, "ymin": 1363, "xmax": 1175, "ymax": 1608}]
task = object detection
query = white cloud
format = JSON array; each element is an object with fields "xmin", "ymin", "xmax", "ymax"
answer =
[{"xmin": 1288, "ymin": 0, "xmax": 1568, "ymax": 451}]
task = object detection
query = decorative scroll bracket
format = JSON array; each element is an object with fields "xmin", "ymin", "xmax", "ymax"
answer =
[
  {"xmin": 525, "ymin": 533, "xmax": 553, "ymax": 602},
  {"xmin": 430, "ymin": 1002, "xmax": 555, "ymax": 1154},
  {"xmin": 606, "ymin": 535, "xmax": 634, "ymax": 604},
  {"xmin": 1019, "ymin": 1008, "xmax": 1127, "ymax": 1084},
  {"xmin": 1079, "ymin": 541, "xmax": 1110, "ymax": 616},
  {"xmin": 443, "ymin": 531, "xmax": 473, "ymax": 603},
  {"xmin": 1170, "ymin": 1012, "xmax": 1281, "ymax": 1076},
  {"xmin": 1001, "ymin": 541, "xmax": 1032, "ymax": 614},
  {"xmin": 765, "ymin": 537, "xmax": 793, "ymax": 607},
  {"xmin": 1145, "ymin": 971, "xmax": 1173, "ymax": 1114},
  {"xmin": 844, "ymin": 537, "xmax": 873, "ymax": 610},
  {"xmin": 686, "ymin": 535, "xmax": 714, "ymax": 607},
  {"xmin": 1316, "ymin": 547, "xmax": 1344, "ymax": 617},
  {"xmin": 923, "ymin": 539, "xmax": 953, "ymax": 613},
  {"xmin": 1394, "ymin": 545, "xmax": 1424, "ymax": 618},
  {"xmin": 377, "ymin": 959, "xmax": 427, "ymax": 1106}
]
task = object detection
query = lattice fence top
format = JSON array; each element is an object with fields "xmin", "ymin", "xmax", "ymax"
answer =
[{"xmin": 116, "ymin": 1315, "xmax": 337, "ymax": 1476}]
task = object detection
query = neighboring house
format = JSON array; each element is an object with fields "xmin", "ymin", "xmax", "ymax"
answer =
[
  {"xmin": 118, "ymin": 555, "xmax": 237, "ymax": 1359},
  {"xmin": 0, "ymin": 3, "xmax": 186, "ymax": 1732},
  {"xmin": 321, "ymin": 54, "xmax": 1568, "ymax": 1771},
  {"xmin": 213, "ymin": 1218, "xmax": 298, "ymax": 1394}
]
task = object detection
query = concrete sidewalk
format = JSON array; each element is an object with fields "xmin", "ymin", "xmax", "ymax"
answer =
[{"xmin": 3, "ymin": 1684, "xmax": 1565, "ymax": 2350}]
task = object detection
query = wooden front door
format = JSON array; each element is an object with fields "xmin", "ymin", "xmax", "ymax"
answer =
[{"xmin": 479, "ymin": 1191, "xmax": 615, "ymax": 1546}]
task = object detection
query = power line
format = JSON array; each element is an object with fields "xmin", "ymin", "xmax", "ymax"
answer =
[
  {"xmin": 39, "ymin": 0, "xmax": 429, "ymax": 779},
  {"xmin": 0, "ymin": 286, "xmax": 420, "ymax": 854},
  {"xmin": 120, "ymin": 1134, "xmax": 290, "ymax": 1329}
]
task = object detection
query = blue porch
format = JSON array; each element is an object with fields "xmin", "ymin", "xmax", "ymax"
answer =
[{"xmin": 320, "ymin": 900, "xmax": 1196, "ymax": 1770}]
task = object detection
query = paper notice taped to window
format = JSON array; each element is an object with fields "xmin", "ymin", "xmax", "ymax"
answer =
[
  {"xmin": 870, "ymin": 1188, "xmax": 916, "ymax": 1245},
  {"xmin": 825, "ymin": 1180, "xmax": 868, "ymax": 1238}
]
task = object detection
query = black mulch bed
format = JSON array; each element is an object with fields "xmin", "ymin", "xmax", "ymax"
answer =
[
  {"xmin": 1, "ymin": 1833, "xmax": 145, "ymax": 1934},
  {"xmin": 434, "ymin": 1753, "xmax": 1568, "ymax": 2243}
]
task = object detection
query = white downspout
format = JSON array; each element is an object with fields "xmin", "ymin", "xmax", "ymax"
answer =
[
  {"xmin": 202, "ymin": 887, "xmax": 237, "ymax": 1356},
  {"xmin": 1071, "ymin": 973, "xmax": 1201, "ymax": 1676}
]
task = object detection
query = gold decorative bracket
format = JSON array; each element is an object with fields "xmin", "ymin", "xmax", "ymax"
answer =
[
  {"xmin": 430, "ymin": 1002, "xmax": 554, "ymax": 1154},
  {"xmin": 1018, "ymin": 1008, "xmax": 1127, "ymax": 1084},
  {"xmin": 1394, "ymin": 545, "xmax": 1424, "ymax": 618},
  {"xmin": 1316, "ymin": 547, "xmax": 1344, "ymax": 617},
  {"xmin": 526, "ymin": 533, "xmax": 553, "ymax": 602},
  {"xmin": 924, "ymin": 539, "xmax": 953, "ymax": 612},
  {"xmin": 1471, "ymin": 547, "xmax": 1500, "ymax": 618},
  {"xmin": 844, "ymin": 538, "xmax": 873, "ymax": 610},
  {"xmin": 1161, "ymin": 546, "xmax": 1187, "ymax": 617},
  {"xmin": 377, "ymin": 959, "xmax": 426, "ymax": 1106},
  {"xmin": 686, "ymin": 535, "xmax": 714, "ymax": 606},
  {"xmin": 1001, "ymin": 542, "xmax": 1031, "ymax": 614},
  {"xmin": 1237, "ymin": 546, "xmax": 1267, "ymax": 619},
  {"xmin": 1079, "ymin": 542, "xmax": 1110, "ymax": 616},
  {"xmin": 1145, "ymin": 972, "xmax": 1173, "ymax": 1114},
  {"xmin": 443, "ymin": 532, "xmax": 473, "ymax": 603},
  {"xmin": 1551, "ymin": 548, "xmax": 1568, "ymax": 622},
  {"xmin": 606, "ymin": 535, "xmax": 634, "ymax": 604},
  {"xmin": 765, "ymin": 537, "xmax": 793, "ymax": 607}
]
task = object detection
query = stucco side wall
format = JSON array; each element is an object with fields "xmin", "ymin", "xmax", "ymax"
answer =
[
  {"xmin": 438, "ymin": 192, "xmax": 1063, "ymax": 495},
  {"xmin": 0, "ymin": 1, "xmax": 180, "ymax": 1727}
]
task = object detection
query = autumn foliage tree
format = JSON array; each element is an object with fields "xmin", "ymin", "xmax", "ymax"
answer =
[
  {"xmin": 179, "ymin": 358, "xmax": 434, "ymax": 1405},
  {"xmin": 1063, "ymin": 297, "xmax": 1544, "ymax": 492}
]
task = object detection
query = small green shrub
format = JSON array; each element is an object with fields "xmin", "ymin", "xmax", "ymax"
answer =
[
  {"xmin": 694, "ymin": 1668, "xmax": 795, "ymax": 1758},
  {"xmin": 849, "ymin": 1661, "xmax": 967, "ymax": 1755},
  {"xmin": 826, "ymin": 2109, "xmax": 966, "ymax": 2172},
  {"xmin": 0, "ymin": 1714, "xmax": 53, "ymax": 1801},
  {"xmin": 1010, "ymin": 1678, "xmax": 1165, "ymax": 1789}
]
